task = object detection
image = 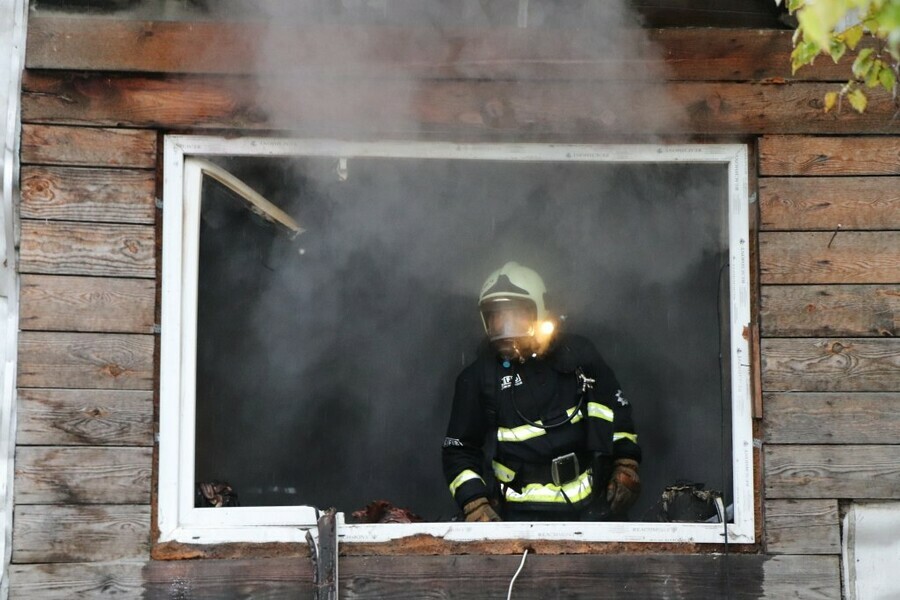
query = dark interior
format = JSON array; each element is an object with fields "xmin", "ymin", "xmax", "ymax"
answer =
[{"xmin": 193, "ymin": 153, "xmax": 734, "ymax": 522}]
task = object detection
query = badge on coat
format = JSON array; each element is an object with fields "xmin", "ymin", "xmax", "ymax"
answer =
[{"xmin": 500, "ymin": 373, "xmax": 524, "ymax": 390}]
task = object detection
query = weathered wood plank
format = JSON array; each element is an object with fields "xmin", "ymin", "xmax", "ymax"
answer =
[
  {"xmin": 17, "ymin": 388, "xmax": 154, "ymax": 446},
  {"xmin": 21, "ymin": 72, "xmax": 900, "ymax": 135},
  {"xmin": 145, "ymin": 557, "xmax": 313, "ymax": 599},
  {"xmin": 764, "ymin": 499, "xmax": 840, "ymax": 555},
  {"xmin": 765, "ymin": 392, "xmax": 900, "ymax": 444},
  {"xmin": 759, "ymin": 231, "xmax": 900, "ymax": 285},
  {"xmin": 24, "ymin": 18, "xmax": 859, "ymax": 82},
  {"xmin": 12, "ymin": 505, "xmax": 150, "ymax": 563},
  {"xmin": 8, "ymin": 561, "xmax": 148, "ymax": 600},
  {"xmin": 21, "ymin": 166, "xmax": 156, "ymax": 224},
  {"xmin": 20, "ymin": 274, "xmax": 156, "ymax": 334},
  {"xmin": 142, "ymin": 554, "xmax": 839, "ymax": 599},
  {"xmin": 18, "ymin": 332, "xmax": 154, "ymax": 390},
  {"xmin": 759, "ymin": 135, "xmax": 900, "ymax": 176},
  {"xmin": 760, "ymin": 285, "xmax": 900, "ymax": 337},
  {"xmin": 765, "ymin": 445, "xmax": 900, "ymax": 499},
  {"xmin": 21, "ymin": 124, "xmax": 157, "ymax": 168},
  {"xmin": 759, "ymin": 177, "xmax": 900, "ymax": 231},
  {"xmin": 760, "ymin": 555, "xmax": 841, "ymax": 600},
  {"xmin": 15, "ymin": 446, "xmax": 152, "ymax": 505},
  {"xmin": 762, "ymin": 338, "xmax": 900, "ymax": 392},
  {"xmin": 20, "ymin": 221, "xmax": 156, "ymax": 279}
]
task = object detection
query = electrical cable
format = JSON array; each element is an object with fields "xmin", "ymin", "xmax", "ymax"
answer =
[{"xmin": 506, "ymin": 548, "xmax": 529, "ymax": 600}]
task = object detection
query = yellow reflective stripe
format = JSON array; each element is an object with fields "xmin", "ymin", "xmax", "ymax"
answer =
[
  {"xmin": 586, "ymin": 402, "xmax": 614, "ymax": 422},
  {"xmin": 504, "ymin": 469, "xmax": 593, "ymax": 504},
  {"xmin": 614, "ymin": 432, "xmax": 638, "ymax": 443},
  {"xmin": 449, "ymin": 469, "xmax": 484, "ymax": 496},
  {"xmin": 498, "ymin": 404, "xmax": 583, "ymax": 443},
  {"xmin": 498, "ymin": 424, "xmax": 546, "ymax": 442},
  {"xmin": 492, "ymin": 460, "xmax": 517, "ymax": 483},
  {"xmin": 567, "ymin": 405, "xmax": 583, "ymax": 424}
]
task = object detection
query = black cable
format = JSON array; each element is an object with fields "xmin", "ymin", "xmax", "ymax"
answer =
[{"xmin": 508, "ymin": 362, "xmax": 583, "ymax": 431}]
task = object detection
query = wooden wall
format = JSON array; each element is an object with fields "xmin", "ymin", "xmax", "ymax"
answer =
[
  {"xmin": 758, "ymin": 135, "xmax": 900, "ymax": 564},
  {"xmin": 9, "ymin": 15, "xmax": 900, "ymax": 598}
]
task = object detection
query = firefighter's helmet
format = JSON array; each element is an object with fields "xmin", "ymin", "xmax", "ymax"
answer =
[{"xmin": 478, "ymin": 262, "xmax": 548, "ymax": 342}]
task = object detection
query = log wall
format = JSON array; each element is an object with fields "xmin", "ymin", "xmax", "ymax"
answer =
[{"xmin": 10, "ymin": 15, "xmax": 899, "ymax": 598}]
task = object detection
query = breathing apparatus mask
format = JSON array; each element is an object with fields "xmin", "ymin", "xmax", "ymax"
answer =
[{"xmin": 478, "ymin": 262, "xmax": 556, "ymax": 362}]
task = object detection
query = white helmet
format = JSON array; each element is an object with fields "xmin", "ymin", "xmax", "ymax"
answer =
[
  {"xmin": 479, "ymin": 262, "xmax": 548, "ymax": 330},
  {"xmin": 478, "ymin": 263, "xmax": 553, "ymax": 362}
]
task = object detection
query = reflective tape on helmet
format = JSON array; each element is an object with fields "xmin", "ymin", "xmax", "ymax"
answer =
[
  {"xmin": 503, "ymin": 469, "xmax": 593, "ymax": 504},
  {"xmin": 614, "ymin": 431, "xmax": 638, "ymax": 443},
  {"xmin": 586, "ymin": 402, "xmax": 614, "ymax": 422},
  {"xmin": 492, "ymin": 460, "xmax": 517, "ymax": 483},
  {"xmin": 497, "ymin": 404, "xmax": 583, "ymax": 443},
  {"xmin": 449, "ymin": 469, "xmax": 484, "ymax": 497}
]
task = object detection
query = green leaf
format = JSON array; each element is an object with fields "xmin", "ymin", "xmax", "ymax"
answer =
[
  {"xmin": 864, "ymin": 60, "xmax": 883, "ymax": 87},
  {"xmin": 879, "ymin": 66, "xmax": 897, "ymax": 93},
  {"xmin": 829, "ymin": 39, "xmax": 848, "ymax": 62},
  {"xmin": 797, "ymin": 9, "xmax": 832, "ymax": 50},
  {"xmin": 792, "ymin": 40, "xmax": 822, "ymax": 72},
  {"xmin": 852, "ymin": 47, "xmax": 876, "ymax": 77},
  {"xmin": 848, "ymin": 87, "xmax": 868, "ymax": 113},
  {"xmin": 842, "ymin": 24, "xmax": 865, "ymax": 50},
  {"xmin": 824, "ymin": 91, "xmax": 839, "ymax": 112},
  {"xmin": 787, "ymin": 0, "xmax": 806, "ymax": 13}
]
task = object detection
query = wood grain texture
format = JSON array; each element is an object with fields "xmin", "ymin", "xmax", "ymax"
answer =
[
  {"xmin": 21, "ymin": 124, "xmax": 156, "ymax": 168},
  {"xmin": 18, "ymin": 332, "xmax": 154, "ymax": 390},
  {"xmin": 759, "ymin": 135, "xmax": 900, "ymax": 176},
  {"xmin": 764, "ymin": 392, "xmax": 900, "ymax": 444},
  {"xmin": 759, "ymin": 231, "xmax": 900, "ymax": 285},
  {"xmin": 144, "ymin": 557, "xmax": 313, "ymax": 599},
  {"xmin": 20, "ymin": 274, "xmax": 157, "ymax": 334},
  {"xmin": 21, "ymin": 72, "xmax": 900, "ymax": 135},
  {"xmin": 20, "ymin": 166, "xmax": 156, "ymax": 224},
  {"xmin": 17, "ymin": 388, "xmax": 154, "ymax": 446},
  {"xmin": 8, "ymin": 561, "xmax": 147, "ymax": 600},
  {"xmin": 760, "ymin": 285, "xmax": 900, "ymax": 337},
  {"xmin": 759, "ymin": 177, "xmax": 900, "ymax": 231},
  {"xmin": 24, "ymin": 18, "xmax": 859, "ymax": 82},
  {"xmin": 764, "ymin": 499, "xmax": 840, "ymax": 555},
  {"xmin": 20, "ymin": 221, "xmax": 156, "ymax": 279},
  {"xmin": 765, "ymin": 445, "xmax": 900, "ymax": 499},
  {"xmin": 762, "ymin": 338, "xmax": 900, "ymax": 392},
  {"xmin": 12, "ymin": 505, "xmax": 150, "ymax": 563},
  {"xmin": 141, "ymin": 554, "xmax": 839, "ymax": 600},
  {"xmin": 15, "ymin": 446, "xmax": 152, "ymax": 505}
]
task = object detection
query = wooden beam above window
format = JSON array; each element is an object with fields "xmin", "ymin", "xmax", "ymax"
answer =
[{"xmin": 25, "ymin": 16, "xmax": 862, "ymax": 82}]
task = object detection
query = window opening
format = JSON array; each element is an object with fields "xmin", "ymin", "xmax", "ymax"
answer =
[{"xmin": 159, "ymin": 138, "xmax": 753, "ymax": 545}]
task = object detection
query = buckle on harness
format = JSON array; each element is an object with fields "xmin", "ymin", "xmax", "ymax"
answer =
[{"xmin": 551, "ymin": 452, "xmax": 580, "ymax": 486}]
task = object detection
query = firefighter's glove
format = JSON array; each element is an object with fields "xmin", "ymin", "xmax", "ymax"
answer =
[
  {"xmin": 463, "ymin": 497, "xmax": 501, "ymax": 522},
  {"xmin": 606, "ymin": 458, "xmax": 641, "ymax": 514}
]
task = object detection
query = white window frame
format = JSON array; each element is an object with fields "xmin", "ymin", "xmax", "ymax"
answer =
[{"xmin": 159, "ymin": 136, "xmax": 753, "ymax": 546}]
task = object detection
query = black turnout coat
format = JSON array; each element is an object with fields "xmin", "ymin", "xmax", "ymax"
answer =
[{"xmin": 442, "ymin": 333, "xmax": 641, "ymax": 513}]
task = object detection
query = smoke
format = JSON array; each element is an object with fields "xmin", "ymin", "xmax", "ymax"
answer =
[{"xmin": 192, "ymin": 1, "xmax": 731, "ymax": 521}]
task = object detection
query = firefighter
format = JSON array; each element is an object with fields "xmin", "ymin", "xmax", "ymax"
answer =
[{"xmin": 442, "ymin": 262, "xmax": 642, "ymax": 522}]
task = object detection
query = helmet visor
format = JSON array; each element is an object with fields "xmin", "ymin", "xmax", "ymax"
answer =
[{"xmin": 481, "ymin": 299, "xmax": 536, "ymax": 341}]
